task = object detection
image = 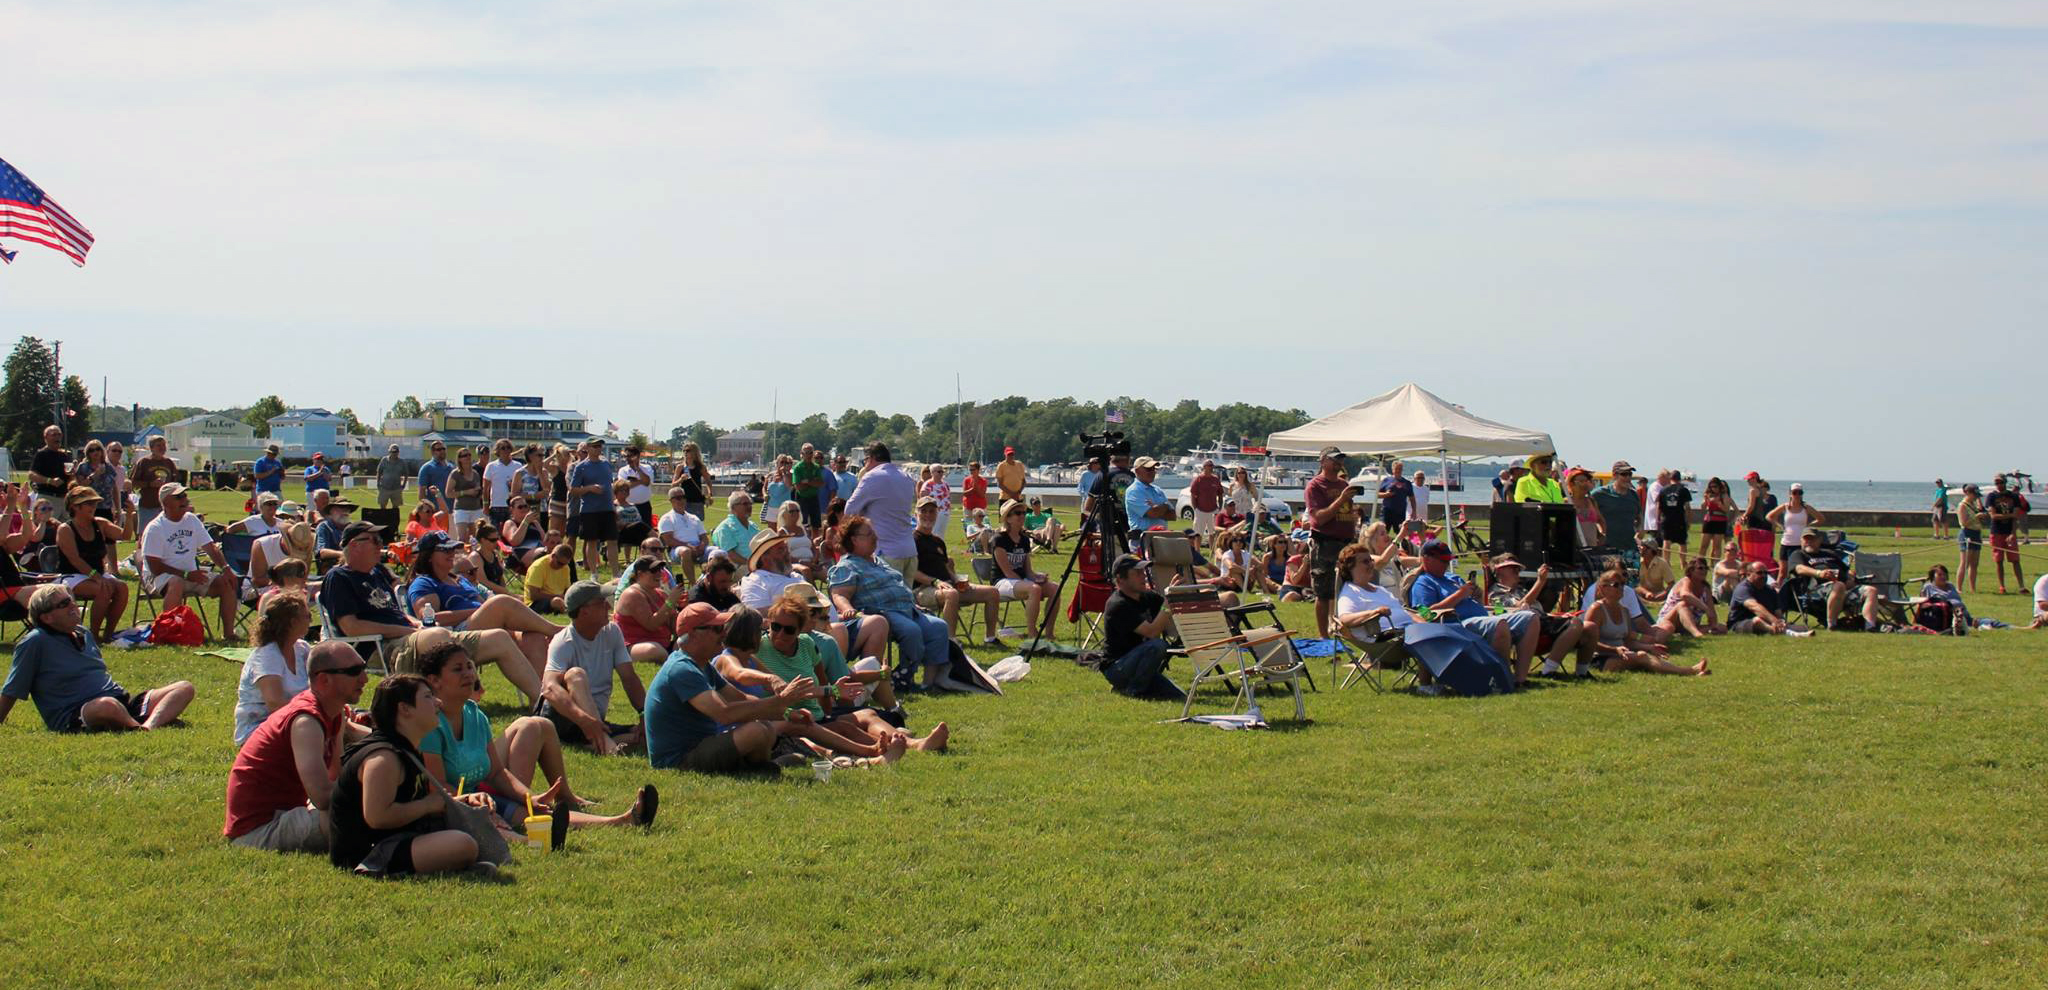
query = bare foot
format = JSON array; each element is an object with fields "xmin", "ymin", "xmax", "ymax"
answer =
[
  {"xmin": 913, "ymin": 721, "xmax": 949, "ymax": 752},
  {"xmin": 1693, "ymin": 659, "xmax": 1710, "ymax": 676},
  {"xmin": 881, "ymin": 734, "xmax": 908, "ymax": 763}
]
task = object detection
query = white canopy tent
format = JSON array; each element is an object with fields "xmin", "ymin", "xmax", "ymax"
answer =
[{"xmin": 1267, "ymin": 383, "xmax": 1555, "ymax": 538}]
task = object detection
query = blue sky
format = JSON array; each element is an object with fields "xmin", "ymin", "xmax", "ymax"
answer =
[{"xmin": 1, "ymin": 1, "xmax": 2042, "ymax": 479}]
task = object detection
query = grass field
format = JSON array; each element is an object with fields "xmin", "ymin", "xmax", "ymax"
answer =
[{"xmin": 1, "ymin": 485, "xmax": 2044, "ymax": 988}]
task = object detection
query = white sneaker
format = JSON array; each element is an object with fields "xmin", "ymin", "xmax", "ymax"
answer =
[
  {"xmin": 1538, "ymin": 659, "xmax": 1563, "ymax": 676},
  {"xmin": 1786, "ymin": 628, "xmax": 1815, "ymax": 638}
]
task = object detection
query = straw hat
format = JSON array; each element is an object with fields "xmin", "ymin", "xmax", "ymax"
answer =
[{"xmin": 280, "ymin": 522, "xmax": 315, "ymax": 562}]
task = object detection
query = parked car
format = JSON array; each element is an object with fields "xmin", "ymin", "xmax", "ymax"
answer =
[{"xmin": 1172, "ymin": 488, "xmax": 1292, "ymax": 525}]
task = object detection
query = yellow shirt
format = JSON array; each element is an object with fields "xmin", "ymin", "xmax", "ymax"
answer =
[
  {"xmin": 994, "ymin": 460, "xmax": 1028, "ymax": 499},
  {"xmin": 525, "ymin": 557, "xmax": 571, "ymax": 600},
  {"xmin": 1511, "ymin": 474, "xmax": 1566, "ymax": 504}
]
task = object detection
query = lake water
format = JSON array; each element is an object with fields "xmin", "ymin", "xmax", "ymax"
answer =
[{"xmin": 1018, "ymin": 478, "xmax": 2013, "ymax": 513}]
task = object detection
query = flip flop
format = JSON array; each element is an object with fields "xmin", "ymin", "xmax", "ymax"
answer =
[
  {"xmin": 550, "ymin": 797, "xmax": 570, "ymax": 851},
  {"xmin": 632, "ymin": 784, "xmax": 659, "ymax": 829}
]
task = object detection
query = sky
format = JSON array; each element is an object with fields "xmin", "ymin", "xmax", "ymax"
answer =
[{"xmin": 2, "ymin": 1, "xmax": 2042, "ymax": 480}]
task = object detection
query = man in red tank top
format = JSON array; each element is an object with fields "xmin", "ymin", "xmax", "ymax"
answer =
[{"xmin": 223, "ymin": 641, "xmax": 369, "ymax": 853}]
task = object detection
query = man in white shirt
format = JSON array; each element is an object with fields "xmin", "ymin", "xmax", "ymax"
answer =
[
  {"xmin": 140, "ymin": 484, "xmax": 240, "ymax": 641},
  {"xmin": 736, "ymin": 529, "xmax": 887, "ymax": 662},
  {"xmin": 656, "ymin": 486, "xmax": 709, "ymax": 584},
  {"xmin": 1644, "ymin": 469, "xmax": 1670, "ymax": 534},
  {"xmin": 482, "ymin": 439, "xmax": 523, "ymax": 527}
]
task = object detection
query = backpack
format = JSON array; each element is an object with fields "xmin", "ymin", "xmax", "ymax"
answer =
[
  {"xmin": 1912, "ymin": 599, "xmax": 1958, "ymax": 635},
  {"xmin": 148, "ymin": 605, "xmax": 206, "ymax": 646}
]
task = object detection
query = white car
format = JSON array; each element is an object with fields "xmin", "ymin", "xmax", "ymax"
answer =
[{"xmin": 1172, "ymin": 489, "xmax": 1293, "ymax": 525}]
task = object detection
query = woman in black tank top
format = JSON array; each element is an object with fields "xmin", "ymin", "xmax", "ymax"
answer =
[{"xmin": 55, "ymin": 487, "xmax": 132, "ymax": 641}]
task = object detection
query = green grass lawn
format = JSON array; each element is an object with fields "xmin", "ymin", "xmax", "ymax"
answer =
[{"xmin": 1, "ymin": 486, "xmax": 2043, "ymax": 988}]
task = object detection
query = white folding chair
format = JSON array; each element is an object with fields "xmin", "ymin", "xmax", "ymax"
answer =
[
  {"xmin": 1168, "ymin": 585, "xmax": 1305, "ymax": 722},
  {"xmin": 315, "ymin": 594, "xmax": 390, "ymax": 676}
]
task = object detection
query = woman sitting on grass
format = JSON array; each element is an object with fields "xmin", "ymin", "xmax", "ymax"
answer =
[
  {"xmin": 1655, "ymin": 556, "xmax": 1727, "ymax": 637},
  {"xmin": 1585, "ymin": 572, "xmax": 1708, "ymax": 677},
  {"xmin": 233, "ymin": 592, "xmax": 313, "ymax": 745},
  {"xmin": 614, "ymin": 555, "xmax": 681, "ymax": 653},
  {"xmin": 414, "ymin": 641, "xmax": 656, "ymax": 835},
  {"xmin": 330, "ymin": 674, "xmax": 487, "ymax": 878},
  {"xmin": 1919, "ymin": 565, "xmax": 1972, "ymax": 631},
  {"xmin": 713, "ymin": 605, "xmax": 905, "ymax": 765}
]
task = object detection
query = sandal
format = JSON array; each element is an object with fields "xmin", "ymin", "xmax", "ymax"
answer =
[
  {"xmin": 550, "ymin": 796, "xmax": 570, "ymax": 851},
  {"xmin": 631, "ymin": 784, "xmax": 659, "ymax": 829}
]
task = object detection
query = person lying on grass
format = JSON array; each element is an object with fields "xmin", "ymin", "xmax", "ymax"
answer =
[
  {"xmin": 537, "ymin": 581, "xmax": 661, "ymax": 757},
  {"xmin": 1, "ymin": 584, "xmax": 196, "ymax": 732},
  {"xmin": 643, "ymin": 602, "xmax": 826, "ymax": 775},
  {"xmin": 330, "ymin": 674, "xmax": 491, "ymax": 879},
  {"xmin": 1584, "ymin": 572, "xmax": 1709, "ymax": 677},
  {"xmin": 414, "ymin": 640, "xmax": 656, "ymax": 833},
  {"xmin": 711, "ymin": 605, "xmax": 906, "ymax": 764},
  {"xmin": 1654, "ymin": 556, "xmax": 1728, "ymax": 638},
  {"xmin": 324, "ymin": 520, "xmax": 546, "ymax": 708},
  {"xmin": 223, "ymin": 641, "xmax": 371, "ymax": 854}
]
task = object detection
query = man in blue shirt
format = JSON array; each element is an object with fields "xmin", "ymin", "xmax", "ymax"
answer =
[
  {"xmin": 1407, "ymin": 539, "xmax": 1538, "ymax": 686},
  {"xmin": 645, "ymin": 603, "xmax": 818, "ymax": 774},
  {"xmin": 1590, "ymin": 461, "xmax": 1643, "ymax": 559},
  {"xmin": 568, "ymin": 439, "xmax": 618, "ymax": 576},
  {"xmin": 0, "ymin": 585, "xmax": 196, "ymax": 731},
  {"xmin": 302, "ymin": 452, "xmax": 332, "ymax": 498},
  {"xmin": 416, "ymin": 440, "xmax": 453, "ymax": 506},
  {"xmin": 1378, "ymin": 459, "xmax": 1418, "ymax": 533},
  {"xmin": 1123, "ymin": 457, "xmax": 1173, "ymax": 537},
  {"xmin": 251, "ymin": 444, "xmax": 285, "ymax": 495},
  {"xmin": 831, "ymin": 454, "xmax": 859, "ymax": 505},
  {"xmin": 1075, "ymin": 457, "xmax": 1103, "ymax": 504}
]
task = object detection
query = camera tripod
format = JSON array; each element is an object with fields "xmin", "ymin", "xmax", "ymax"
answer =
[{"xmin": 1021, "ymin": 468, "xmax": 1132, "ymax": 659}]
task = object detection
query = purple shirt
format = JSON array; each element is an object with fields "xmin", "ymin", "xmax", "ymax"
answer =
[{"xmin": 845, "ymin": 462, "xmax": 918, "ymax": 560}]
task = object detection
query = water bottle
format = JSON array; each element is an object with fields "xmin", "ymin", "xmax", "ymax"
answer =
[{"xmin": 421, "ymin": 603, "xmax": 436, "ymax": 627}]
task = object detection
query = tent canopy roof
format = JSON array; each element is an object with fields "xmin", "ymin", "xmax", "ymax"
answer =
[{"xmin": 1266, "ymin": 383, "xmax": 1554, "ymax": 460}]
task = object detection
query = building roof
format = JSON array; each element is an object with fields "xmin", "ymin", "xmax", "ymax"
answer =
[
  {"xmin": 472, "ymin": 409, "xmax": 568, "ymax": 423},
  {"xmin": 166, "ymin": 413, "xmax": 252, "ymax": 430},
  {"xmin": 421, "ymin": 430, "xmax": 493, "ymax": 445},
  {"xmin": 441, "ymin": 406, "xmax": 583, "ymax": 421},
  {"xmin": 721, "ymin": 429, "xmax": 766, "ymax": 440},
  {"xmin": 269, "ymin": 407, "xmax": 343, "ymax": 424}
]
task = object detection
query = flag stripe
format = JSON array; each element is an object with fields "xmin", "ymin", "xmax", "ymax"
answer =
[
  {"xmin": 0, "ymin": 205, "xmax": 91, "ymax": 251},
  {"xmin": 0, "ymin": 226, "xmax": 87, "ymax": 264},
  {"xmin": 0, "ymin": 160, "xmax": 95, "ymax": 266}
]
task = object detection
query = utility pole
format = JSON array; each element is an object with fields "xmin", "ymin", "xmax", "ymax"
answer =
[
  {"xmin": 956, "ymin": 374, "xmax": 963, "ymax": 463},
  {"xmin": 51, "ymin": 340, "xmax": 63, "ymax": 439}
]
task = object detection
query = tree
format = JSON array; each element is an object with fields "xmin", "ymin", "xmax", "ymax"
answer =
[
  {"xmin": 0, "ymin": 336, "xmax": 60, "ymax": 465},
  {"xmin": 60, "ymin": 376, "xmax": 90, "ymax": 442},
  {"xmin": 245, "ymin": 396, "xmax": 287, "ymax": 438},
  {"xmin": 669, "ymin": 421, "xmax": 721, "ymax": 454},
  {"xmin": 626, "ymin": 429, "xmax": 650, "ymax": 451},
  {"xmin": 335, "ymin": 408, "xmax": 368, "ymax": 435},
  {"xmin": 142, "ymin": 406, "xmax": 209, "ymax": 429},
  {"xmin": 387, "ymin": 396, "xmax": 425, "ymax": 420}
]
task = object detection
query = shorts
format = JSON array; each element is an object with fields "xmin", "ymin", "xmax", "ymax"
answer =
[
  {"xmin": 913, "ymin": 584, "xmax": 945, "ymax": 610},
  {"xmin": 548, "ymin": 500, "xmax": 570, "ymax": 527},
  {"xmin": 996, "ymin": 577, "xmax": 1035, "ymax": 600},
  {"xmin": 619, "ymin": 522, "xmax": 652, "ymax": 547},
  {"xmin": 1958, "ymin": 528, "xmax": 1982, "ymax": 552},
  {"xmin": 1279, "ymin": 583, "xmax": 1311, "ymax": 598},
  {"xmin": 527, "ymin": 593, "xmax": 561, "ymax": 613},
  {"xmin": 1779, "ymin": 543, "xmax": 1799, "ymax": 563},
  {"xmin": 1990, "ymin": 532, "xmax": 2018, "ymax": 560},
  {"xmin": 1460, "ymin": 610, "xmax": 1535, "ymax": 642},
  {"xmin": 145, "ymin": 570, "xmax": 215, "ymax": 596},
  {"xmin": 681, "ymin": 729, "xmax": 762, "ymax": 774},
  {"xmin": 488, "ymin": 507, "xmax": 511, "ymax": 527},
  {"xmin": 229, "ymin": 806, "xmax": 330, "ymax": 853},
  {"xmin": 1192, "ymin": 509, "xmax": 1217, "ymax": 535},
  {"xmin": 451, "ymin": 508, "xmax": 487, "ymax": 527},
  {"xmin": 1701, "ymin": 520, "xmax": 1728, "ymax": 537},
  {"xmin": 1309, "ymin": 535, "xmax": 1347, "ymax": 600},
  {"xmin": 667, "ymin": 544, "xmax": 702, "ymax": 564},
  {"xmin": 799, "ymin": 497, "xmax": 822, "ymax": 529},
  {"xmin": 536, "ymin": 702, "xmax": 635, "ymax": 747},
  {"xmin": 1660, "ymin": 522, "xmax": 1689, "ymax": 546},
  {"xmin": 387, "ymin": 629, "xmax": 493, "ymax": 674},
  {"xmin": 59, "ymin": 689, "xmax": 146, "ymax": 732},
  {"xmin": 577, "ymin": 511, "xmax": 618, "ymax": 542},
  {"xmin": 686, "ymin": 502, "xmax": 706, "ymax": 520}
]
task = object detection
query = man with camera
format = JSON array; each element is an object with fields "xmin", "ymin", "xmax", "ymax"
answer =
[{"xmin": 1303, "ymin": 446, "xmax": 1362, "ymax": 638}]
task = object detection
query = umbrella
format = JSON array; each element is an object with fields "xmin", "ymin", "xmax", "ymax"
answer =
[{"xmin": 1401, "ymin": 623, "xmax": 1515, "ymax": 697}]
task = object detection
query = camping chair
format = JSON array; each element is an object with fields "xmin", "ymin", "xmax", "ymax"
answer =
[
  {"xmin": 1063, "ymin": 533, "xmax": 1114, "ymax": 652},
  {"xmin": 970, "ymin": 556, "xmax": 1019, "ymax": 633},
  {"xmin": 1333, "ymin": 615, "xmax": 1417, "ymax": 692},
  {"xmin": 1849, "ymin": 550, "xmax": 1914, "ymax": 627},
  {"xmin": 1143, "ymin": 531, "xmax": 1199, "ymax": 593},
  {"xmin": 217, "ymin": 531, "xmax": 266, "ymax": 627},
  {"xmin": 1169, "ymin": 585, "xmax": 1306, "ymax": 722},
  {"xmin": 315, "ymin": 582, "xmax": 391, "ymax": 676},
  {"xmin": 1734, "ymin": 526, "xmax": 1780, "ymax": 578},
  {"xmin": 129, "ymin": 549, "xmax": 221, "ymax": 641},
  {"xmin": 1223, "ymin": 600, "xmax": 1316, "ymax": 693}
]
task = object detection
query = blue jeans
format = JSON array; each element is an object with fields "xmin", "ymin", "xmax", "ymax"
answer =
[
  {"xmin": 1104, "ymin": 638, "xmax": 1184, "ymax": 700},
  {"xmin": 882, "ymin": 608, "xmax": 953, "ymax": 671}
]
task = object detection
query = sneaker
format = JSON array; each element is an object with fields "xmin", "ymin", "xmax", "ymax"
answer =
[
  {"xmin": 1538, "ymin": 659, "xmax": 1563, "ymax": 677},
  {"xmin": 1412, "ymin": 683, "xmax": 1445, "ymax": 697},
  {"xmin": 981, "ymin": 636, "xmax": 1010, "ymax": 649},
  {"xmin": 465, "ymin": 861, "xmax": 499, "ymax": 880},
  {"xmin": 1786, "ymin": 628, "xmax": 1815, "ymax": 638}
]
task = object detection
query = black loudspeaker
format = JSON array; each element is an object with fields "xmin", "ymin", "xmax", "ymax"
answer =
[{"xmin": 1489, "ymin": 503, "xmax": 1577, "ymax": 568}]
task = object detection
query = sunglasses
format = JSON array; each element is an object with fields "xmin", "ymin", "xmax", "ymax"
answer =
[
  {"xmin": 319, "ymin": 664, "xmax": 369, "ymax": 678},
  {"xmin": 770, "ymin": 622, "xmax": 801, "ymax": 634}
]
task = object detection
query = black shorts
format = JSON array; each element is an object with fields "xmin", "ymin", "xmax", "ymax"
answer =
[
  {"xmin": 682, "ymin": 729, "xmax": 763, "ymax": 774},
  {"xmin": 799, "ymin": 496, "xmax": 823, "ymax": 529},
  {"xmin": 1701, "ymin": 520, "xmax": 1728, "ymax": 537},
  {"xmin": 488, "ymin": 507, "xmax": 511, "ymax": 527},
  {"xmin": 1660, "ymin": 522, "xmax": 1689, "ymax": 545},
  {"xmin": 633, "ymin": 503, "xmax": 653, "ymax": 530},
  {"xmin": 1309, "ymin": 535, "xmax": 1347, "ymax": 599},
  {"xmin": 536, "ymin": 703, "xmax": 633, "ymax": 747},
  {"xmin": 619, "ymin": 522, "xmax": 651, "ymax": 547},
  {"xmin": 1779, "ymin": 543, "xmax": 1798, "ymax": 563},
  {"xmin": 59, "ymin": 689, "xmax": 145, "ymax": 732},
  {"xmin": 577, "ymin": 511, "xmax": 617, "ymax": 542}
]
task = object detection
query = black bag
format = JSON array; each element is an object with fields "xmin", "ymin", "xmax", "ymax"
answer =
[{"xmin": 1913, "ymin": 600, "xmax": 1955, "ymax": 634}]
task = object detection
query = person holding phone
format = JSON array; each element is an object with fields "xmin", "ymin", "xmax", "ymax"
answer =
[{"xmin": 1303, "ymin": 446, "xmax": 1360, "ymax": 638}]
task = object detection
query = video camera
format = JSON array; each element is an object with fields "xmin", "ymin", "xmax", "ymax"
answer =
[{"xmin": 1078, "ymin": 430, "xmax": 1130, "ymax": 464}]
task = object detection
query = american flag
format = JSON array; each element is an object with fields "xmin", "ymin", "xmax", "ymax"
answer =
[
  {"xmin": 605, "ymin": 420, "xmax": 619, "ymax": 433},
  {"xmin": 1105, "ymin": 406, "xmax": 1123, "ymax": 424},
  {"xmin": 0, "ymin": 158, "xmax": 95, "ymax": 266}
]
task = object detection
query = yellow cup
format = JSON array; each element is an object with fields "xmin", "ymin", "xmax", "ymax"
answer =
[{"xmin": 524, "ymin": 815, "xmax": 551, "ymax": 851}]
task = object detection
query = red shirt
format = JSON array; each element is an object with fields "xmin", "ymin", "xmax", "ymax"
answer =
[
  {"xmin": 960, "ymin": 475, "xmax": 989, "ymax": 511},
  {"xmin": 1303, "ymin": 472, "xmax": 1359, "ymax": 542},
  {"xmin": 1189, "ymin": 474, "xmax": 1223, "ymax": 512},
  {"xmin": 223, "ymin": 691, "xmax": 344, "ymax": 838}
]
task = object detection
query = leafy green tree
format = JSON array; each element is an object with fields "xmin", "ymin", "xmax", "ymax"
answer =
[
  {"xmin": 335, "ymin": 408, "xmax": 368, "ymax": 435},
  {"xmin": 245, "ymin": 395, "xmax": 286, "ymax": 438},
  {"xmin": 669, "ymin": 420, "xmax": 721, "ymax": 454},
  {"xmin": 626, "ymin": 428, "xmax": 650, "ymax": 451},
  {"xmin": 387, "ymin": 396, "xmax": 425, "ymax": 420},
  {"xmin": 60, "ymin": 375, "xmax": 90, "ymax": 443},
  {"xmin": 0, "ymin": 337, "xmax": 60, "ymax": 464}
]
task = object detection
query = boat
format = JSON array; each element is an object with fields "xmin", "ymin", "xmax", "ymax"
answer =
[{"xmin": 1175, "ymin": 436, "xmax": 1376, "ymax": 490}]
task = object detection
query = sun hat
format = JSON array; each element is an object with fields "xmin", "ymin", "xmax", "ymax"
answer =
[
  {"xmin": 563, "ymin": 581, "xmax": 610, "ymax": 615},
  {"xmin": 747, "ymin": 529, "xmax": 791, "ymax": 569},
  {"xmin": 280, "ymin": 522, "xmax": 315, "ymax": 560},
  {"xmin": 675, "ymin": 602, "xmax": 731, "ymax": 635},
  {"xmin": 64, "ymin": 484, "xmax": 101, "ymax": 507},
  {"xmin": 779, "ymin": 582, "xmax": 829, "ymax": 610},
  {"xmin": 1488, "ymin": 553, "xmax": 1524, "ymax": 571},
  {"xmin": 1001, "ymin": 499, "xmax": 1027, "ymax": 517}
]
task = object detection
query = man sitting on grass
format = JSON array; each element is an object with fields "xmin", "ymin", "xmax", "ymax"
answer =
[
  {"xmin": 222, "ymin": 641, "xmax": 370, "ymax": 853},
  {"xmin": 523, "ymin": 540, "xmax": 574, "ymax": 614},
  {"xmin": 0, "ymin": 585, "xmax": 197, "ymax": 732},
  {"xmin": 644, "ymin": 603, "xmax": 823, "ymax": 775},
  {"xmin": 538, "ymin": 581, "xmax": 658, "ymax": 757},
  {"xmin": 323, "ymin": 520, "xmax": 545, "ymax": 707},
  {"xmin": 1098, "ymin": 554, "xmax": 1186, "ymax": 701},
  {"xmin": 1728, "ymin": 562, "xmax": 1813, "ymax": 637}
]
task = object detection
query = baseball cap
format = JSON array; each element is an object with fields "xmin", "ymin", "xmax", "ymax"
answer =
[
  {"xmin": 916, "ymin": 495, "xmax": 939, "ymax": 511},
  {"xmin": 563, "ymin": 581, "xmax": 610, "ymax": 614},
  {"xmin": 1110, "ymin": 553, "xmax": 1146, "ymax": 578},
  {"xmin": 416, "ymin": 531, "xmax": 457, "ymax": 557},
  {"xmin": 1133, "ymin": 456, "xmax": 1159, "ymax": 470},
  {"xmin": 1004, "ymin": 446, "xmax": 1016, "ymax": 455},
  {"xmin": 675, "ymin": 602, "xmax": 731, "ymax": 635},
  {"xmin": 159, "ymin": 482, "xmax": 188, "ymax": 499},
  {"xmin": 1421, "ymin": 539, "xmax": 1454, "ymax": 559},
  {"xmin": 1744, "ymin": 471, "xmax": 1761, "ymax": 482},
  {"xmin": 388, "ymin": 443, "xmax": 401, "ymax": 453},
  {"xmin": 340, "ymin": 520, "xmax": 385, "ymax": 544},
  {"xmin": 1789, "ymin": 483, "xmax": 1804, "ymax": 493},
  {"xmin": 1612, "ymin": 461, "xmax": 1635, "ymax": 474},
  {"xmin": 257, "ymin": 491, "xmax": 281, "ymax": 506},
  {"xmin": 1488, "ymin": 553, "xmax": 1524, "ymax": 570},
  {"xmin": 1319, "ymin": 445, "xmax": 1347, "ymax": 461}
]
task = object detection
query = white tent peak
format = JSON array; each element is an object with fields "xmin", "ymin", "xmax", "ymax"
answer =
[{"xmin": 1265, "ymin": 383, "xmax": 1554, "ymax": 459}]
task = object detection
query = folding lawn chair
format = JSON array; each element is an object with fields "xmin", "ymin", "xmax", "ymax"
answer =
[
  {"xmin": 129, "ymin": 549, "xmax": 220, "ymax": 642},
  {"xmin": 1334, "ymin": 616, "xmax": 1417, "ymax": 692},
  {"xmin": 970, "ymin": 556, "xmax": 1018, "ymax": 632},
  {"xmin": 1143, "ymin": 531, "xmax": 1199, "ymax": 593},
  {"xmin": 1062, "ymin": 533, "xmax": 1115, "ymax": 652},
  {"xmin": 315, "ymin": 583, "xmax": 391, "ymax": 676},
  {"xmin": 1224, "ymin": 600, "xmax": 1317, "ymax": 692},
  {"xmin": 1169, "ymin": 585, "xmax": 1306, "ymax": 722}
]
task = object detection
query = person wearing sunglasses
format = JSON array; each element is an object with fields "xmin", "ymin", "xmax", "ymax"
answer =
[
  {"xmin": 223, "ymin": 641, "xmax": 374, "ymax": 854},
  {"xmin": 1, "ymin": 583, "xmax": 197, "ymax": 733}
]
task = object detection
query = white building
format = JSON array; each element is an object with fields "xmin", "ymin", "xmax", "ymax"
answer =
[{"xmin": 161, "ymin": 414, "xmax": 265, "ymax": 467}]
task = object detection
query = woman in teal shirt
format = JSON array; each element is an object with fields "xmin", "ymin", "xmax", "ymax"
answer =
[{"xmin": 415, "ymin": 640, "xmax": 656, "ymax": 831}]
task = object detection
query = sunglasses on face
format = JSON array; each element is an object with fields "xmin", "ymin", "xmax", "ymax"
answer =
[
  {"xmin": 320, "ymin": 664, "xmax": 369, "ymax": 678},
  {"xmin": 770, "ymin": 622, "xmax": 800, "ymax": 634}
]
